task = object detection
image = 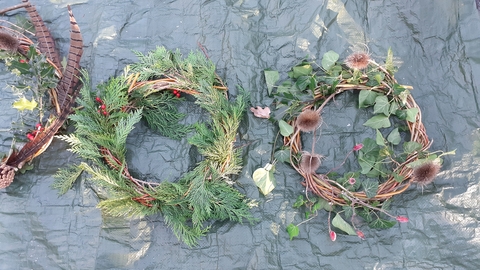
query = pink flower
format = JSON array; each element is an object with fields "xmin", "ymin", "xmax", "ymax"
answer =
[
  {"xmin": 348, "ymin": 177, "xmax": 356, "ymax": 185},
  {"xmin": 353, "ymin": 143, "xmax": 363, "ymax": 151},
  {"xmin": 329, "ymin": 231, "xmax": 337, "ymax": 241},
  {"xmin": 396, "ymin": 216, "xmax": 409, "ymax": 223},
  {"xmin": 356, "ymin": 230, "xmax": 365, "ymax": 240}
]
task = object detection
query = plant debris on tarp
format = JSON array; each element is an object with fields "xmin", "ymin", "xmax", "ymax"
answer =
[{"xmin": 1, "ymin": 0, "xmax": 480, "ymax": 269}]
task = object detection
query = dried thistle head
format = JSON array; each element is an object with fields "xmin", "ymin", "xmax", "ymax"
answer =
[
  {"xmin": 296, "ymin": 109, "xmax": 322, "ymax": 132},
  {"xmin": 412, "ymin": 161, "xmax": 441, "ymax": 187},
  {"xmin": 345, "ymin": 52, "xmax": 370, "ymax": 70},
  {"xmin": 0, "ymin": 32, "xmax": 19, "ymax": 53},
  {"xmin": 299, "ymin": 152, "xmax": 323, "ymax": 174}
]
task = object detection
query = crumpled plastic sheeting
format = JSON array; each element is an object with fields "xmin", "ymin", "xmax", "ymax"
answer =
[{"xmin": 1, "ymin": 0, "xmax": 480, "ymax": 269}]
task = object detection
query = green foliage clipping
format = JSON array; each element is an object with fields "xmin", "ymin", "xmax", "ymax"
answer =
[{"xmin": 53, "ymin": 47, "xmax": 254, "ymax": 247}]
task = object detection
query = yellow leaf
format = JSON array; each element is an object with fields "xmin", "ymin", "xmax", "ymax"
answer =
[{"xmin": 13, "ymin": 97, "xmax": 37, "ymax": 111}]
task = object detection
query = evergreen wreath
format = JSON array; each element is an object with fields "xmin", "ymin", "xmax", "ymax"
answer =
[
  {"xmin": 54, "ymin": 47, "xmax": 254, "ymax": 247},
  {"xmin": 261, "ymin": 48, "xmax": 453, "ymax": 241}
]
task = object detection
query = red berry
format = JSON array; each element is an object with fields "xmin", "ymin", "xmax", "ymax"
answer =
[
  {"xmin": 95, "ymin": 97, "xmax": 102, "ymax": 103},
  {"xmin": 27, "ymin": 133, "xmax": 34, "ymax": 141},
  {"xmin": 173, "ymin": 90, "xmax": 178, "ymax": 95},
  {"xmin": 35, "ymin": 123, "xmax": 42, "ymax": 129},
  {"xmin": 97, "ymin": 109, "xmax": 101, "ymax": 113},
  {"xmin": 100, "ymin": 104, "xmax": 106, "ymax": 110},
  {"xmin": 103, "ymin": 111, "xmax": 108, "ymax": 116},
  {"xmin": 19, "ymin": 59, "xmax": 26, "ymax": 63},
  {"xmin": 176, "ymin": 93, "xmax": 181, "ymax": 98}
]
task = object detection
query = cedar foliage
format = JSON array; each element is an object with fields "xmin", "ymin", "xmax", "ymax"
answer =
[{"xmin": 53, "ymin": 47, "xmax": 254, "ymax": 246}]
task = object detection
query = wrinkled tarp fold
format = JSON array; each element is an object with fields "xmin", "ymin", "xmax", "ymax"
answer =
[{"xmin": 1, "ymin": 0, "xmax": 480, "ymax": 269}]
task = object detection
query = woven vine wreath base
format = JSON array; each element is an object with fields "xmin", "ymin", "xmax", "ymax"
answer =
[{"xmin": 283, "ymin": 54, "xmax": 433, "ymax": 208}]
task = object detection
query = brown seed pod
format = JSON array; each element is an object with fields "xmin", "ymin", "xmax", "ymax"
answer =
[
  {"xmin": 412, "ymin": 161, "xmax": 441, "ymax": 187},
  {"xmin": 300, "ymin": 152, "xmax": 323, "ymax": 174},
  {"xmin": 296, "ymin": 109, "xmax": 322, "ymax": 132},
  {"xmin": 345, "ymin": 52, "xmax": 370, "ymax": 70},
  {"xmin": 0, "ymin": 31, "xmax": 19, "ymax": 53}
]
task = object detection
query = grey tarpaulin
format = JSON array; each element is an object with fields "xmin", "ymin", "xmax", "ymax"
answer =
[{"xmin": 1, "ymin": 0, "xmax": 480, "ymax": 269}]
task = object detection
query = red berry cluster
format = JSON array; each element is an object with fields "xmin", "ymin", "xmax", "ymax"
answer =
[
  {"xmin": 26, "ymin": 123, "xmax": 44, "ymax": 141},
  {"xmin": 172, "ymin": 89, "xmax": 181, "ymax": 98},
  {"xmin": 95, "ymin": 97, "xmax": 108, "ymax": 116}
]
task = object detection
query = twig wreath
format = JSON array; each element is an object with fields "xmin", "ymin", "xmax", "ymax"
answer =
[
  {"xmin": 0, "ymin": 2, "xmax": 83, "ymax": 188},
  {"xmin": 257, "ymin": 49, "xmax": 453, "ymax": 241},
  {"xmin": 54, "ymin": 47, "xmax": 254, "ymax": 247}
]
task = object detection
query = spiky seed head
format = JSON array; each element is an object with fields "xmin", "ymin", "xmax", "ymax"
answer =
[
  {"xmin": 345, "ymin": 52, "xmax": 370, "ymax": 70},
  {"xmin": 412, "ymin": 161, "xmax": 441, "ymax": 187},
  {"xmin": 296, "ymin": 109, "xmax": 321, "ymax": 132},
  {"xmin": 0, "ymin": 32, "xmax": 19, "ymax": 53},
  {"xmin": 299, "ymin": 152, "xmax": 323, "ymax": 174}
]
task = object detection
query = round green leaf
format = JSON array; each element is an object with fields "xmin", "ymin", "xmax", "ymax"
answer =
[
  {"xmin": 252, "ymin": 164, "xmax": 276, "ymax": 195},
  {"xmin": 321, "ymin": 50, "xmax": 339, "ymax": 70},
  {"xmin": 286, "ymin": 224, "xmax": 300, "ymax": 240},
  {"xmin": 278, "ymin": 120, "xmax": 294, "ymax": 137}
]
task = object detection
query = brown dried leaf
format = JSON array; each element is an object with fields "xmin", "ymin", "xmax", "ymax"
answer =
[{"xmin": 250, "ymin": 106, "xmax": 271, "ymax": 119}]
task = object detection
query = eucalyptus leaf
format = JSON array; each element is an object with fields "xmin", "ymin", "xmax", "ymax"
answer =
[
  {"xmin": 321, "ymin": 50, "xmax": 339, "ymax": 70},
  {"xmin": 252, "ymin": 163, "xmax": 276, "ymax": 195},
  {"xmin": 332, "ymin": 214, "xmax": 356, "ymax": 235},
  {"xmin": 264, "ymin": 70, "xmax": 279, "ymax": 95},
  {"xmin": 362, "ymin": 179, "xmax": 379, "ymax": 198},
  {"xmin": 387, "ymin": 128, "xmax": 401, "ymax": 145},
  {"xmin": 286, "ymin": 224, "xmax": 300, "ymax": 240},
  {"xmin": 363, "ymin": 115, "xmax": 391, "ymax": 129},
  {"xmin": 278, "ymin": 120, "xmax": 294, "ymax": 137}
]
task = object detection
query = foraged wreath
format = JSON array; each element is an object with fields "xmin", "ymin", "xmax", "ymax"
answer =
[
  {"xmin": 54, "ymin": 47, "xmax": 254, "ymax": 247},
  {"xmin": 261, "ymin": 48, "xmax": 453, "ymax": 241},
  {"xmin": 0, "ymin": 1, "xmax": 83, "ymax": 188}
]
